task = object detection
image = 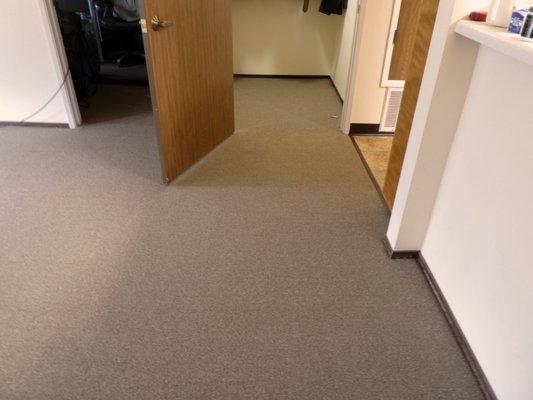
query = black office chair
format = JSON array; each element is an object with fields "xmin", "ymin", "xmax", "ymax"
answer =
[{"xmin": 96, "ymin": 0, "xmax": 144, "ymax": 67}]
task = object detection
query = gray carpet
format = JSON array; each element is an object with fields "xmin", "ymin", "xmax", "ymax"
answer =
[{"xmin": 0, "ymin": 79, "xmax": 483, "ymax": 399}]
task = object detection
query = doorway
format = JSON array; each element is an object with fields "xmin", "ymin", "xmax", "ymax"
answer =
[
  {"xmin": 52, "ymin": 0, "xmax": 151, "ymax": 128},
  {"xmin": 350, "ymin": 0, "xmax": 439, "ymax": 209},
  {"xmin": 231, "ymin": 0, "xmax": 359, "ymax": 154},
  {"xmin": 45, "ymin": 0, "xmax": 362, "ymax": 184}
]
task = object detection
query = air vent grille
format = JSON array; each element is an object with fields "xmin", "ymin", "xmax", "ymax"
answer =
[{"xmin": 380, "ymin": 88, "xmax": 403, "ymax": 132}]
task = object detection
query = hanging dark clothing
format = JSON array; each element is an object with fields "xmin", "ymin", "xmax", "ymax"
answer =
[{"xmin": 319, "ymin": 0, "xmax": 348, "ymax": 15}]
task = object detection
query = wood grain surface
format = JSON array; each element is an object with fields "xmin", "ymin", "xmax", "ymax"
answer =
[
  {"xmin": 388, "ymin": 0, "xmax": 424, "ymax": 81},
  {"xmin": 383, "ymin": 0, "xmax": 440, "ymax": 208},
  {"xmin": 143, "ymin": 0, "xmax": 235, "ymax": 183}
]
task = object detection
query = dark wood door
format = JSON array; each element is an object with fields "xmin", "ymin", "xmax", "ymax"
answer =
[
  {"xmin": 383, "ymin": 0, "xmax": 440, "ymax": 208},
  {"xmin": 142, "ymin": 0, "xmax": 234, "ymax": 183},
  {"xmin": 388, "ymin": 0, "xmax": 424, "ymax": 81}
]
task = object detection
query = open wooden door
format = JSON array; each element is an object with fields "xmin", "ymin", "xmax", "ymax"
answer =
[
  {"xmin": 140, "ymin": 0, "xmax": 234, "ymax": 183},
  {"xmin": 388, "ymin": 0, "xmax": 424, "ymax": 81},
  {"xmin": 383, "ymin": 0, "xmax": 440, "ymax": 208}
]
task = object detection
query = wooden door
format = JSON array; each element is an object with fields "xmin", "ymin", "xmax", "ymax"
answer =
[
  {"xmin": 383, "ymin": 0, "xmax": 440, "ymax": 208},
  {"xmin": 388, "ymin": 0, "xmax": 424, "ymax": 81},
  {"xmin": 141, "ymin": 0, "xmax": 235, "ymax": 183}
]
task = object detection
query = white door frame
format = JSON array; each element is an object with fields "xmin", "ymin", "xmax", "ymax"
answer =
[
  {"xmin": 341, "ymin": 0, "xmax": 404, "ymax": 133},
  {"xmin": 340, "ymin": 0, "xmax": 365, "ymax": 134},
  {"xmin": 38, "ymin": 0, "xmax": 82, "ymax": 128},
  {"xmin": 381, "ymin": 0, "xmax": 405, "ymax": 88}
]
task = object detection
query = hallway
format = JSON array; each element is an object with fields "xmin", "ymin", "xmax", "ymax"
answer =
[{"xmin": 0, "ymin": 79, "xmax": 482, "ymax": 399}]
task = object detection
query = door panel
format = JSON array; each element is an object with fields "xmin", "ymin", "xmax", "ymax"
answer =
[
  {"xmin": 383, "ymin": 0, "xmax": 440, "ymax": 208},
  {"xmin": 142, "ymin": 0, "xmax": 234, "ymax": 183},
  {"xmin": 388, "ymin": 0, "xmax": 423, "ymax": 81}
]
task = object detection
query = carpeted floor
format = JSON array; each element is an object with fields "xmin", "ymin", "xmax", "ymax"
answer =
[{"xmin": 0, "ymin": 79, "xmax": 483, "ymax": 399}]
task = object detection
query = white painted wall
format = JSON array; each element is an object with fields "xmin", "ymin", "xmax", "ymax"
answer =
[
  {"xmin": 422, "ymin": 46, "xmax": 533, "ymax": 400},
  {"xmin": 348, "ymin": 0, "xmax": 395, "ymax": 124},
  {"xmin": 0, "ymin": 0, "xmax": 74, "ymax": 125},
  {"xmin": 232, "ymin": 0, "xmax": 343, "ymax": 76},
  {"xmin": 386, "ymin": 0, "xmax": 533, "ymax": 397},
  {"xmin": 387, "ymin": 0, "xmax": 491, "ymax": 250},
  {"xmin": 330, "ymin": 0, "xmax": 358, "ymax": 100}
]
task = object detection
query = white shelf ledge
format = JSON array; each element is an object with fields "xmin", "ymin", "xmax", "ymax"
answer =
[{"xmin": 455, "ymin": 20, "xmax": 533, "ymax": 67}]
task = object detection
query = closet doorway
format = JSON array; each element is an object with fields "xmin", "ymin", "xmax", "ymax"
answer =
[
  {"xmin": 232, "ymin": 0, "xmax": 358, "ymax": 102},
  {"xmin": 50, "ymin": 0, "xmax": 152, "ymax": 136},
  {"xmin": 143, "ymin": 0, "xmax": 361, "ymax": 183}
]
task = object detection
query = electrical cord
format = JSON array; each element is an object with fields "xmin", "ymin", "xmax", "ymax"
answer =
[{"xmin": 19, "ymin": 68, "xmax": 71, "ymax": 123}]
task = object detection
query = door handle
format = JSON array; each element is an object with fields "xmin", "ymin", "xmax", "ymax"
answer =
[{"xmin": 151, "ymin": 16, "xmax": 174, "ymax": 31}]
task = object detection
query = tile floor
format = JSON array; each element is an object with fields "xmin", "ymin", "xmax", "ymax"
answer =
[{"xmin": 353, "ymin": 135, "xmax": 394, "ymax": 189}]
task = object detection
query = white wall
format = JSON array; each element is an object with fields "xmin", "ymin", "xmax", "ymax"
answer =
[
  {"xmin": 232, "ymin": 0, "xmax": 343, "ymax": 76},
  {"xmin": 422, "ymin": 46, "xmax": 533, "ymax": 400},
  {"xmin": 387, "ymin": 0, "xmax": 490, "ymax": 250},
  {"xmin": 348, "ymin": 0, "xmax": 394, "ymax": 124},
  {"xmin": 330, "ymin": 0, "xmax": 358, "ymax": 100},
  {"xmin": 0, "ymin": 0, "xmax": 74, "ymax": 125},
  {"xmin": 386, "ymin": 0, "xmax": 533, "ymax": 397}
]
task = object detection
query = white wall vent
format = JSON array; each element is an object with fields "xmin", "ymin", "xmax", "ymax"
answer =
[{"xmin": 379, "ymin": 88, "xmax": 403, "ymax": 132}]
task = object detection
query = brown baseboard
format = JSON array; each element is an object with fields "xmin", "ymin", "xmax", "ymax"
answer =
[
  {"xmin": 383, "ymin": 236, "xmax": 497, "ymax": 398},
  {"xmin": 233, "ymin": 74, "xmax": 330, "ymax": 79},
  {"xmin": 0, "ymin": 122, "xmax": 69, "ymax": 128},
  {"xmin": 382, "ymin": 237, "xmax": 419, "ymax": 259},
  {"xmin": 350, "ymin": 123, "xmax": 379, "ymax": 134},
  {"xmin": 350, "ymin": 123, "xmax": 394, "ymax": 135}
]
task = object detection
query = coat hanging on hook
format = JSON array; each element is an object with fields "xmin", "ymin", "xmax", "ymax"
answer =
[{"xmin": 319, "ymin": 0, "xmax": 348, "ymax": 15}]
